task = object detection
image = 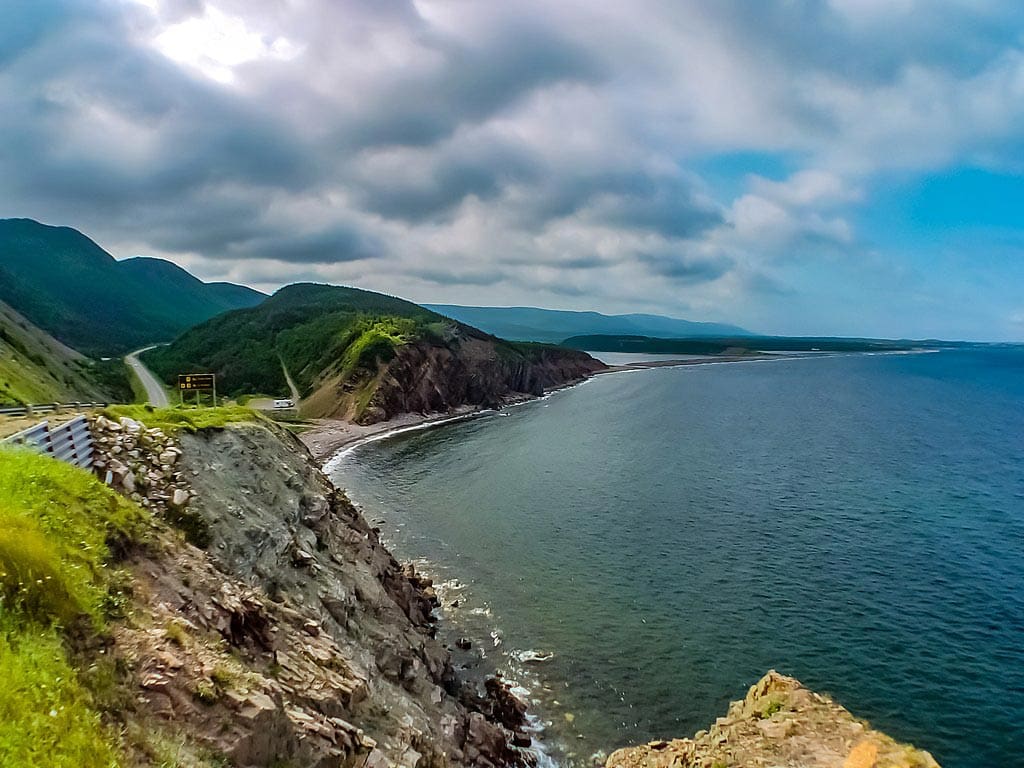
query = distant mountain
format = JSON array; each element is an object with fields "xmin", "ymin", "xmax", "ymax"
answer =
[
  {"xmin": 562, "ymin": 334, "xmax": 919, "ymax": 355},
  {"xmin": 0, "ymin": 300, "xmax": 130, "ymax": 406},
  {"xmin": 423, "ymin": 304, "xmax": 752, "ymax": 344},
  {"xmin": 144, "ymin": 283, "xmax": 604, "ymax": 423},
  {"xmin": 0, "ymin": 219, "xmax": 265, "ymax": 356}
]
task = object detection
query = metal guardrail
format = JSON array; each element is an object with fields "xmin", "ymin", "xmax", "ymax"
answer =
[
  {"xmin": 0, "ymin": 402, "xmax": 108, "ymax": 417},
  {"xmin": 2, "ymin": 415, "xmax": 95, "ymax": 470}
]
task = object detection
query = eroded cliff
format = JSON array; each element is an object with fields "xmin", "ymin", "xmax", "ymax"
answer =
[
  {"xmin": 305, "ymin": 334, "xmax": 605, "ymax": 424},
  {"xmin": 87, "ymin": 412, "xmax": 535, "ymax": 767}
]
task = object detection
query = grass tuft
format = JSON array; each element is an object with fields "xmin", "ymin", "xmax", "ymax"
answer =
[
  {"xmin": 101, "ymin": 404, "xmax": 260, "ymax": 434},
  {"xmin": 0, "ymin": 447, "xmax": 146, "ymax": 627}
]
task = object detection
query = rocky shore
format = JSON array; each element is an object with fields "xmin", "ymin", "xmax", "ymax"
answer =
[
  {"xmin": 88, "ymin": 412, "xmax": 540, "ymax": 766},
  {"xmin": 77, "ymin": 408, "xmax": 943, "ymax": 768}
]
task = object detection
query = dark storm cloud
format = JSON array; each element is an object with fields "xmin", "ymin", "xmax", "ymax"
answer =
[
  {"xmin": 637, "ymin": 250, "xmax": 733, "ymax": 283},
  {"xmin": 2, "ymin": 26, "xmax": 316, "ymax": 203},
  {"xmin": 699, "ymin": 1, "xmax": 1024, "ymax": 85},
  {"xmin": 354, "ymin": 142, "xmax": 543, "ymax": 222},
  {"xmin": 408, "ymin": 266, "xmax": 506, "ymax": 287},
  {"xmin": 520, "ymin": 169, "xmax": 725, "ymax": 240},
  {"xmin": 345, "ymin": 21, "xmax": 606, "ymax": 149},
  {"xmin": 230, "ymin": 225, "xmax": 383, "ymax": 265}
]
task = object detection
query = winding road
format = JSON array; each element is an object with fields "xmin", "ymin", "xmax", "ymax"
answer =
[{"xmin": 125, "ymin": 346, "xmax": 169, "ymax": 407}]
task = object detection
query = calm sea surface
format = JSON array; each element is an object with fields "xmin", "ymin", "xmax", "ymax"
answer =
[{"xmin": 328, "ymin": 349, "xmax": 1024, "ymax": 768}]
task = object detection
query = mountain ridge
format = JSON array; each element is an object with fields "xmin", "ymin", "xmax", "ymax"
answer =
[
  {"xmin": 0, "ymin": 218, "xmax": 265, "ymax": 356},
  {"xmin": 424, "ymin": 303, "xmax": 752, "ymax": 344}
]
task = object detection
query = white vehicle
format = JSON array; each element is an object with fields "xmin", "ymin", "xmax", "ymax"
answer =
[{"xmin": 273, "ymin": 398, "xmax": 295, "ymax": 409}]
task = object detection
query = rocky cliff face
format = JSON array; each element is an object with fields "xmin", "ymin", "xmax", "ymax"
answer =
[
  {"xmin": 90, "ymin": 415, "xmax": 535, "ymax": 767},
  {"xmin": 606, "ymin": 671, "xmax": 940, "ymax": 768},
  {"xmin": 306, "ymin": 335, "xmax": 605, "ymax": 424},
  {"xmin": 86, "ymin": 414, "xmax": 941, "ymax": 768}
]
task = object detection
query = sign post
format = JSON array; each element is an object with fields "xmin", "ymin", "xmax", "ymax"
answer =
[{"xmin": 177, "ymin": 374, "xmax": 217, "ymax": 407}]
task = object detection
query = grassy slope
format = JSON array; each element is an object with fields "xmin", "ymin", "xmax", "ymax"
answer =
[
  {"xmin": 102, "ymin": 404, "xmax": 260, "ymax": 434},
  {"xmin": 0, "ymin": 300, "xmax": 131, "ymax": 406},
  {"xmin": 0, "ymin": 218, "xmax": 264, "ymax": 356},
  {"xmin": 0, "ymin": 448, "xmax": 147, "ymax": 767}
]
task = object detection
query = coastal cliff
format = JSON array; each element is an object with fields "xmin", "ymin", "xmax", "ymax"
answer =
[
  {"xmin": 0, "ymin": 406, "xmax": 941, "ymax": 767},
  {"xmin": 142, "ymin": 283, "xmax": 606, "ymax": 424},
  {"xmin": 606, "ymin": 671, "xmax": 939, "ymax": 768},
  {"xmin": 43, "ymin": 409, "xmax": 535, "ymax": 767},
  {"xmin": 313, "ymin": 334, "xmax": 604, "ymax": 424}
]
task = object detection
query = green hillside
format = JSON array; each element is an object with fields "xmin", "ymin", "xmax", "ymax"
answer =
[
  {"xmin": 0, "ymin": 219, "xmax": 265, "ymax": 356},
  {"xmin": 143, "ymin": 283, "xmax": 443, "ymax": 395},
  {"xmin": 143, "ymin": 283, "xmax": 603, "ymax": 421},
  {"xmin": 0, "ymin": 300, "xmax": 130, "ymax": 406}
]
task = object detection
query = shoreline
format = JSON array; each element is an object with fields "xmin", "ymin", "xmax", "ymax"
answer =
[
  {"xmin": 310, "ymin": 346, "xmax": 951, "ymax": 768},
  {"xmin": 304, "ymin": 353, "xmax": 820, "ymax": 465}
]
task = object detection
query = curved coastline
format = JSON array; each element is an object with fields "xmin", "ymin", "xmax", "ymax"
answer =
[{"xmin": 308, "ymin": 348, "xmax": 959, "ymax": 768}]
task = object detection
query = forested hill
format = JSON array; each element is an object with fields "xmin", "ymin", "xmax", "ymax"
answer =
[
  {"xmin": 0, "ymin": 218, "xmax": 264, "ymax": 355},
  {"xmin": 425, "ymin": 303, "xmax": 751, "ymax": 343},
  {"xmin": 144, "ymin": 283, "xmax": 605, "ymax": 423}
]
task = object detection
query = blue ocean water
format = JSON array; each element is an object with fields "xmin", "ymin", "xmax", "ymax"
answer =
[{"xmin": 328, "ymin": 349, "xmax": 1024, "ymax": 768}]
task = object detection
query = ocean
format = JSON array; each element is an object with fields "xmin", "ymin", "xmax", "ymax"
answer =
[{"xmin": 327, "ymin": 348, "xmax": 1024, "ymax": 768}]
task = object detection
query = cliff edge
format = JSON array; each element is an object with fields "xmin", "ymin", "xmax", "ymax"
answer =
[
  {"xmin": 0, "ymin": 404, "xmax": 942, "ymax": 768},
  {"xmin": 606, "ymin": 671, "xmax": 939, "ymax": 768},
  {"xmin": 82, "ymin": 408, "xmax": 535, "ymax": 767}
]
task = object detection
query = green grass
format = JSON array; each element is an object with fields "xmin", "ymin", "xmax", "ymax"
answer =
[
  {"xmin": 0, "ymin": 447, "xmax": 150, "ymax": 767},
  {"xmin": 0, "ymin": 614, "xmax": 120, "ymax": 768},
  {"xmin": 101, "ymin": 404, "xmax": 261, "ymax": 434},
  {"xmin": 0, "ymin": 448, "xmax": 146, "ymax": 627},
  {"xmin": 339, "ymin": 317, "xmax": 416, "ymax": 379}
]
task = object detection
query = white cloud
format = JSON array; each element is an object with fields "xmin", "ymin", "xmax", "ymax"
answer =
[
  {"xmin": 4, "ymin": 0, "xmax": 1024, "ymax": 337},
  {"xmin": 151, "ymin": 4, "xmax": 301, "ymax": 84}
]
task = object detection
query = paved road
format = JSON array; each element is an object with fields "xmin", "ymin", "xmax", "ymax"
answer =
[{"xmin": 125, "ymin": 346, "xmax": 170, "ymax": 407}]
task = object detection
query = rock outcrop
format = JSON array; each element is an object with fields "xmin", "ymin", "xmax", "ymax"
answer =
[
  {"xmin": 606, "ymin": 671, "xmax": 940, "ymax": 768},
  {"xmin": 353, "ymin": 337, "xmax": 604, "ymax": 425},
  {"xmin": 93, "ymin": 415, "xmax": 532, "ymax": 767},
  {"xmin": 304, "ymin": 332, "xmax": 605, "ymax": 424},
  {"xmin": 91, "ymin": 415, "xmax": 194, "ymax": 515}
]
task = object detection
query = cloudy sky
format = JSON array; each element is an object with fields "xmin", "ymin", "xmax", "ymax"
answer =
[{"xmin": 3, "ymin": 0, "xmax": 1024, "ymax": 339}]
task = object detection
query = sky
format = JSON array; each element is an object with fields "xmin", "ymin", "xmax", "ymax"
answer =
[{"xmin": 2, "ymin": 0, "xmax": 1024, "ymax": 340}]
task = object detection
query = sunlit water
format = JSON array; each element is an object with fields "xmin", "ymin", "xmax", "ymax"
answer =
[{"xmin": 328, "ymin": 349, "xmax": 1024, "ymax": 768}]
